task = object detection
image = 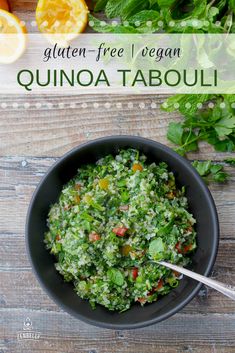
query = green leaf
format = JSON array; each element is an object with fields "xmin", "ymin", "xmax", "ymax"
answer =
[
  {"xmin": 214, "ymin": 115, "xmax": 235, "ymax": 138},
  {"xmin": 94, "ymin": 0, "xmax": 108, "ymax": 12},
  {"xmin": 225, "ymin": 158, "xmax": 235, "ymax": 166},
  {"xmin": 105, "ymin": 0, "xmax": 149, "ymax": 19},
  {"xmin": 212, "ymin": 171, "xmax": 228, "ymax": 182},
  {"xmin": 192, "ymin": 160, "xmax": 229, "ymax": 183},
  {"xmin": 149, "ymin": 0, "xmax": 159, "ymax": 8},
  {"xmin": 192, "ymin": 160, "xmax": 211, "ymax": 176},
  {"xmin": 167, "ymin": 122, "xmax": 183, "ymax": 145},
  {"xmin": 229, "ymin": 0, "xmax": 235, "ymax": 13},
  {"xmin": 206, "ymin": 132, "xmax": 235, "ymax": 152},
  {"xmin": 156, "ymin": 0, "xmax": 176, "ymax": 7},
  {"xmin": 107, "ymin": 268, "xmax": 124, "ymax": 286},
  {"xmin": 182, "ymin": 130, "xmax": 198, "ymax": 153},
  {"xmin": 149, "ymin": 238, "xmax": 165, "ymax": 260},
  {"xmin": 89, "ymin": 14, "xmax": 139, "ymax": 33},
  {"xmin": 120, "ymin": 0, "xmax": 150, "ymax": 20},
  {"xmin": 105, "ymin": 0, "xmax": 126, "ymax": 18},
  {"xmin": 162, "ymin": 94, "xmax": 211, "ymax": 116},
  {"xmin": 129, "ymin": 10, "xmax": 159, "ymax": 27}
]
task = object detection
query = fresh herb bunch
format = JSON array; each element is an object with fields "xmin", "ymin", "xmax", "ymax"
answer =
[
  {"xmin": 192, "ymin": 160, "xmax": 229, "ymax": 183},
  {"xmin": 90, "ymin": 0, "xmax": 235, "ymax": 34},
  {"xmin": 91, "ymin": 1, "xmax": 235, "ymax": 183},
  {"xmin": 164, "ymin": 94, "xmax": 235, "ymax": 155}
]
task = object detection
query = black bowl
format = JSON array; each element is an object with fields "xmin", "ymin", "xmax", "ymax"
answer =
[{"xmin": 26, "ymin": 136, "xmax": 219, "ymax": 329}]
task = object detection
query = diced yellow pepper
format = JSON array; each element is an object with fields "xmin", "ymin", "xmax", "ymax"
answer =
[
  {"xmin": 121, "ymin": 245, "xmax": 132, "ymax": 256},
  {"xmin": 132, "ymin": 163, "xmax": 143, "ymax": 172},
  {"xmin": 74, "ymin": 195, "xmax": 81, "ymax": 204},
  {"xmin": 99, "ymin": 178, "xmax": 109, "ymax": 190}
]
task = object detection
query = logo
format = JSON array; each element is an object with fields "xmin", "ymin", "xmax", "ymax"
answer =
[{"xmin": 17, "ymin": 317, "xmax": 41, "ymax": 341}]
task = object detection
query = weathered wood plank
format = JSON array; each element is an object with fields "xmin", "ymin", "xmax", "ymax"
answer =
[
  {"xmin": 0, "ymin": 310, "xmax": 234, "ymax": 353},
  {"xmin": 11, "ymin": 0, "xmax": 37, "ymax": 11},
  {"xmin": 1, "ymin": 95, "xmax": 235, "ymax": 161}
]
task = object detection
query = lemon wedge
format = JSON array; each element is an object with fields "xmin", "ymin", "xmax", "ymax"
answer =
[
  {"xmin": 36, "ymin": 0, "xmax": 89, "ymax": 46},
  {"xmin": 0, "ymin": 10, "xmax": 27, "ymax": 64}
]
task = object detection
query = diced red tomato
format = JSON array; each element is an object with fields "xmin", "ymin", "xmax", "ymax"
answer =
[
  {"xmin": 175, "ymin": 241, "xmax": 182, "ymax": 254},
  {"xmin": 148, "ymin": 279, "xmax": 164, "ymax": 296},
  {"xmin": 137, "ymin": 297, "xmax": 146, "ymax": 304},
  {"xmin": 183, "ymin": 244, "xmax": 193, "ymax": 253},
  {"xmin": 89, "ymin": 232, "xmax": 101, "ymax": 242},
  {"xmin": 156, "ymin": 278, "xmax": 163, "ymax": 290},
  {"xmin": 132, "ymin": 267, "xmax": 138, "ymax": 280},
  {"xmin": 176, "ymin": 242, "xmax": 193, "ymax": 254},
  {"xmin": 112, "ymin": 227, "xmax": 128, "ymax": 237},
  {"xmin": 147, "ymin": 288, "xmax": 155, "ymax": 296}
]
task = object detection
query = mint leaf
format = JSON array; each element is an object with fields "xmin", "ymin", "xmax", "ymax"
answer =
[
  {"xmin": 128, "ymin": 10, "xmax": 160, "ymax": 24},
  {"xmin": 107, "ymin": 268, "xmax": 124, "ymax": 286},
  {"xmin": 105, "ymin": 0, "xmax": 126, "ymax": 18},
  {"xmin": 105, "ymin": 0, "xmax": 149, "ymax": 20},
  {"xmin": 149, "ymin": 238, "xmax": 165, "ymax": 260},
  {"xmin": 89, "ymin": 14, "xmax": 139, "ymax": 33},
  {"xmin": 94, "ymin": 0, "xmax": 108, "ymax": 12}
]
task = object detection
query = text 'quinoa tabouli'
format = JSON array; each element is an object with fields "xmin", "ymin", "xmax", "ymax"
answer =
[{"xmin": 45, "ymin": 149, "xmax": 196, "ymax": 312}]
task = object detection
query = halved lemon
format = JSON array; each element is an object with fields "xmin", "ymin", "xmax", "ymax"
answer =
[
  {"xmin": 36, "ymin": 0, "xmax": 89, "ymax": 46},
  {"xmin": 0, "ymin": 0, "xmax": 9, "ymax": 11},
  {"xmin": 0, "ymin": 10, "xmax": 27, "ymax": 64}
]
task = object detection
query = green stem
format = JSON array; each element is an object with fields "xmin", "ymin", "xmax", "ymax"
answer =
[{"xmin": 175, "ymin": 132, "xmax": 208, "ymax": 151}]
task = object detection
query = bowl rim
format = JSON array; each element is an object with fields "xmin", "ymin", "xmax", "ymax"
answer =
[{"xmin": 25, "ymin": 135, "xmax": 219, "ymax": 330}]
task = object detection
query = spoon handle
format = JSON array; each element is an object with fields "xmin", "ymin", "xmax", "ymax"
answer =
[{"xmin": 158, "ymin": 261, "xmax": 235, "ymax": 300}]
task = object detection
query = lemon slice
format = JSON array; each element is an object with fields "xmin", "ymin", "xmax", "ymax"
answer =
[
  {"xmin": 0, "ymin": 10, "xmax": 27, "ymax": 64},
  {"xmin": 36, "ymin": 0, "xmax": 89, "ymax": 46}
]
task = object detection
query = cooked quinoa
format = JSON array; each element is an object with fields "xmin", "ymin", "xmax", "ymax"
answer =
[{"xmin": 45, "ymin": 148, "xmax": 196, "ymax": 312}]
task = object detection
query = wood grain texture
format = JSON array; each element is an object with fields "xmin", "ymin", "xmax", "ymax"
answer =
[
  {"xmin": 1, "ymin": 94, "xmax": 235, "ymax": 160},
  {"xmin": 1, "ymin": 310, "xmax": 235, "ymax": 353}
]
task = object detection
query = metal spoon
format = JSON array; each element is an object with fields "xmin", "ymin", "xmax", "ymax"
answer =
[{"xmin": 157, "ymin": 260, "xmax": 235, "ymax": 300}]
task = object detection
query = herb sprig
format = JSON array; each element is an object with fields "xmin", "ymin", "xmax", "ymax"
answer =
[
  {"xmin": 91, "ymin": 1, "xmax": 235, "ymax": 183},
  {"xmin": 164, "ymin": 94, "xmax": 235, "ymax": 156},
  {"xmin": 90, "ymin": 0, "xmax": 235, "ymax": 34}
]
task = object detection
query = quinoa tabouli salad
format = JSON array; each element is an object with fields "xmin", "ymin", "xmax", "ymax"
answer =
[{"xmin": 45, "ymin": 149, "xmax": 197, "ymax": 312}]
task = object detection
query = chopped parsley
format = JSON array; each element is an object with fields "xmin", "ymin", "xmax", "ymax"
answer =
[{"xmin": 45, "ymin": 149, "xmax": 196, "ymax": 312}]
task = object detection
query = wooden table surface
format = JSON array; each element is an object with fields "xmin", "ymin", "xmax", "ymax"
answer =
[{"xmin": 0, "ymin": 2, "xmax": 235, "ymax": 353}]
